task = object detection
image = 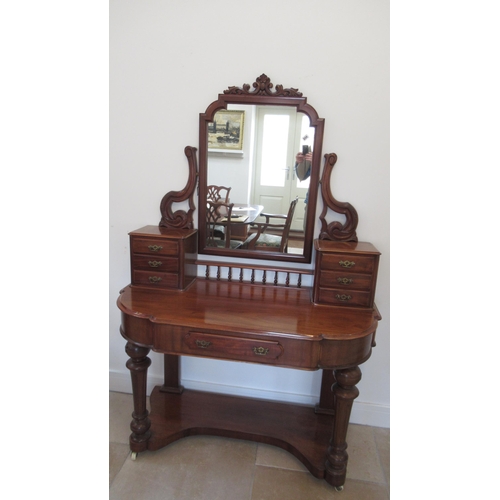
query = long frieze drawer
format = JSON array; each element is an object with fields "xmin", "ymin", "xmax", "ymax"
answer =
[
  {"xmin": 131, "ymin": 237, "xmax": 179, "ymax": 256},
  {"xmin": 132, "ymin": 270, "xmax": 179, "ymax": 288},
  {"xmin": 316, "ymin": 288, "xmax": 372, "ymax": 307},
  {"xmin": 184, "ymin": 332, "xmax": 283, "ymax": 362},
  {"xmin": 132, "ymin": 255, "xmax": 179, "ymax": 272},
  {"xmin": 320, "ymin": 253, "xmax": 376, "ymax": 274},
  {"xmin": 319, "ymin": 270, "xmax": 373, "ymax": 290}
]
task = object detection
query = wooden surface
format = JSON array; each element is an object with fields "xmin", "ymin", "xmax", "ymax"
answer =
[
  {"xmin": 119, "ymin": 232, "xmax": 381, "ymax": 488},
  {"xmin": 118, "ymin": 281, "xmax": 379, "ymax": 370},
  {"xmin": 129, "ymin": 226, "xmax": 197, "ymax": 290},
  {"xmin": 197, "ymin": 74, "xmax": 325, "ymax": 264},
  {"xmin": 147, "ymin": 387, "xmax": 334, "ymax": 478},
  {"xmin": 118, "ymin": 280, "xmax": 378, "ymax": 341},
  {"xmin": 313, "ymin": 240, "xmax": 380, "ymax": 308}
]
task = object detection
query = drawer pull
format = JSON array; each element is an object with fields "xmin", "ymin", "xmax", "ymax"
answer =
[
  {"xmin": 339, "ymin": 260, "xmax": 355, "ymax": 268},
  {"xmin": 196, "ymin": 340, "xmax": 212, "ymax": 349},
  {"xmin": 335, "ymin": 294, "xmax": 352, "ymax": 301},
  {"xmin": 148, "ymin": 276, "xmax": 162, "ymax": 283},
  {"xmin": 148, "ymin": 245, "xmax": 163, "ymax": 252},
  {"xmin": 148, "ymin": 260, "xmax": 163, "ymax": 268},
  {"xmin": 337, "ymin": 277, "xmax": 353, "ymax": 285},
  {"xmin": 253, "ymin": 347, "xmax": 269, "ymax": 356}
]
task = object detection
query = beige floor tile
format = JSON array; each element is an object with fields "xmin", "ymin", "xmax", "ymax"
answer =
[
  {"xmin": 109, "ymin": 391, "xmax": 134, "ymax": 445},
  {"xmin": 109, "ymin": 392, "xmax": 389, "ymax": 498},
  {"xmin": 109, "ymin": 391, "xmax": 151, "ymax": 445},
  {"xmin": 255, "ymin": 443, "xmax": 308, "ymax": 472},
  {"xmin": 345, "ymin": 424, "xmax": 385, "ymax": 483},
  {"xmin": 374, "ymin": 426, "xmax": 390, "ymax": 485},
  {"xmin": 251, "ymin": 466, "xmax": 388, "ymax": 500},
  {"xmin": 109, "ymin": 442, "xmax": 130, "ymax": 485},
  {"xmin": 110, "ymin": 436, "xmax": 257, "ymax": 500}
]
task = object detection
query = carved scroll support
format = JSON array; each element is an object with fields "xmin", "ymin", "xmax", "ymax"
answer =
[
  {"xmin": 159, "ymin": 146, "xmax": 198, "ymax": 229},
  {"xmin": 319, "ymin": 153, "xmax": 358, "ymax": 242}
]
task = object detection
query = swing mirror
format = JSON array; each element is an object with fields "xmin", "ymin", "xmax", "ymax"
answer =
[{"xmin": 198, "ymin": 74, "xmax": 324, "ymax": 263}]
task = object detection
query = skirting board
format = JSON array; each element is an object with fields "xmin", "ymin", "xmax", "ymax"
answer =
[{"xmin": 110, "ymin": 370, "xmax": 390, "ymax": 428}]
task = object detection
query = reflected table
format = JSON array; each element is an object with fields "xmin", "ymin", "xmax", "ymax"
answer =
[{"xmin": 220, "ymin": 203, "xmax": 263, "ymax": 241}]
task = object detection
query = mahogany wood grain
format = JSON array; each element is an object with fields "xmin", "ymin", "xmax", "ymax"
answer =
[
  {"xmin": 198, "ymin": 74, "xmax": 324, "ymax": 264},
  {"xmin": 147, "ymin": 387, "xmax": 335, "ymax": 479},
  {"xmin": 325, "ymin": 366, "xmax": 362, "ymax": 487},
  {"xmin": 118, "ymin": 281, "xmax": 378, "ymax": 370},
  {"xmin": 159, "ymin": 146, "xmax": 198, "ymax": 229},
  {"xmin": 318, "ymin": 153, "xmax": 359, "ymax": 242},
  {"xmin": 120, "ymin": 74, "xmax": 382, "ymax": 490},
  {"xmin": 129, "ymin": 226, "xmax": 197, "ymax": 291},
  {"xmin": 125, "ymin": 342, "xmax": 152, "ymax": 452},
  {"xmin": 160, "ymin": 354, "xmax": 184, "ymax": 394},
  {"xmin": 119, "ymin": 233, "xmax": 381, "ymax": 488},
  {"xmin": 315, "ymin": 369, "xmax": 336, "ymax": 415}
]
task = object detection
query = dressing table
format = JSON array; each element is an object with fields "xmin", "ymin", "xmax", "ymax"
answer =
[{"xmin": 117, "ymin": 75, "xmax": 381, "ymax": 490}]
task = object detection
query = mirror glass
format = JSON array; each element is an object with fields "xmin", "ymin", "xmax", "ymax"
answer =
[{"xmin": 198, "ymin": 76, "xmax": 324, "ymax": 263}]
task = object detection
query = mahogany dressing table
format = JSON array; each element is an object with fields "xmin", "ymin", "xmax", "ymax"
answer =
[{"xmin": 117, "ymin": 75, "xmax": 381, "ymax": 491}]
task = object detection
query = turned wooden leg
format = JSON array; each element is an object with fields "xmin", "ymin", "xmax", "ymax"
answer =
[
  {"xmin": 325, "ymin": 366, "xmax": 362, "ymax": 488},
  {"xmin": 125, "ymin": 341, "xmax": 152, "ymax": 453},
  {"xmin": 160, "ymin": 354, "xmax": 184, "ymax": 394},
  {"xmin": 315, "ymin": 369, "xmax": 336, "ymax": 415}
]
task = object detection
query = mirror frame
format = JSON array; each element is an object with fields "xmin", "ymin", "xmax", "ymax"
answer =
[{"xmin": 198, "ymin": 74, "xmax": 324, "ymax": 264}]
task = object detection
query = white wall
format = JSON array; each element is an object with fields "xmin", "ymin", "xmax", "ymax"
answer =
[{"xmin": 110, "ymin": 0, "xmax": 390, "ymax": 427}]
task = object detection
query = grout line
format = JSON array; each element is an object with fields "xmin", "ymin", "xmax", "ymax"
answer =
[
  {"xmin": 372, "ymin": 427, "xmax": 390, "ymax": 491},
  {"xmin": 247, "ymin": 444, "xmax": 259, "ymax": 500}
]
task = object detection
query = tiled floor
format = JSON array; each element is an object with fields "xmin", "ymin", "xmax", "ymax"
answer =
[{"xmin": 110, "ymin": 391, "xmax": 389, "ymax": 499}]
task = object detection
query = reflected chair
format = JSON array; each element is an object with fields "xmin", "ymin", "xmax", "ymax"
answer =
[
  {"xmin": 207, "ymin": 185, "xmax": 232, "ymax": 239},
  {"xmin": 242, "ymin": 197, "xmax": 299, "ymax": 253},
  {"xmin": 207, "ymin": 185, "xmax": 231, "ymax": 203},
  {"xmin": 206, "ymin": 200, "xmax": 243, "ymax": 249}
]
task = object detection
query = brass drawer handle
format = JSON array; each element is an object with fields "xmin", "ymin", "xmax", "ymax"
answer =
[
  {"xmin": 148, "ymin": 245, "xmax": 163, "ymax": 252},
  {"xmin": 253, "ymin": 347, "xmax": 269, "ymax": 356},
  {"xmin": 196, "ymin": 340, "xmax": 212, "ymax": 349},
  {"xmin": 339, "ymin": 260, "xmax": 355, "ymax": 268},
  {"xmin": 148, "ymin": 260, "xmax": 162, "ymax": 268},
  {"xmin": 148, "ymin": 276, "xmax": 162, "ymax": 283},
  {"xmin": 337, "ymin": 277, "xmax": 353, "ymax": 285},
  {"xmin": 335, "ymin": 294, "xmax": 352, "ymax": 301}
]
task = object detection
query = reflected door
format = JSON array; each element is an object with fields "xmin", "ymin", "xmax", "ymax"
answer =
[{"xmin": 251, "ymin": 107, "xmax": 313, "ymax": 232}]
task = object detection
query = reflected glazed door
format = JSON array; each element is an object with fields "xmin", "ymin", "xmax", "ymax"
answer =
[{"xmin": 251, "ymin": 107, "xmax": 313, "ymax": 231}]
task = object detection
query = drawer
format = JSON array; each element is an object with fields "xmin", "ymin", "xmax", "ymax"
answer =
[
  {"xmin": 131, "ymin": 237, "xmax": 179, "ymax": 256},
  {"xmin": 132, "ymin": 270, "xmax": 179, "ymax": 288},
  {"xmin": 131, "ymin": 255, "xmax": 179, "ymax": 272},
  {"xmin": 320, "ymin": 253, "xmax": 376, "ymax": 274},
  {"xmin": 319, "ymin": 270, "xmax": 373, "ymax": 290},
  {"xmin": 316, "ymin": 288, "xmax": 372, "ymax": 307},
  {"xmin": 183, "ymin": 332, "xmax": 283, "ymax": 363}
]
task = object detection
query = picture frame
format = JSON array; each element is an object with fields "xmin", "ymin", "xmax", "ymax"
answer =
[{"xmin": 208, "ymin": 110, "xmax": 245, "ymax": 150}]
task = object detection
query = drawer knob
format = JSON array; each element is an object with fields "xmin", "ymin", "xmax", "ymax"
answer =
[
  {"xmin": 337, "ymin": 277, "xmax": 353, "ymax": 285},
  {"xmin": 148, "ymin": 276, "xmax": 162, "ymax": 283},
  {"xmin": 148, "ymin": 245, "xmax": 163, "ymax": 252},
  {"xmin": 196, "ymin": 340, "xmax": 212, "ymax": 349},
  {"xmin": 335, "ymin": 294, "xmax": 352, "ymax": 301},
  {"xmin": 339, "ymin": 260, "xmax": 355, "ymax": 268},
  {"xmin": 253, "ymin": 347, "xmax": 269, "ymax": 356},
  {"xmin": 148, "ymin": 260, "xmax": 163, "ymax": 268}
]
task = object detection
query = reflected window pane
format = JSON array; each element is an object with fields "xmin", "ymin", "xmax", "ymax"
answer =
[{"xmin": 260, "ymin": 115, "xmax": 290, "ymax": 187}]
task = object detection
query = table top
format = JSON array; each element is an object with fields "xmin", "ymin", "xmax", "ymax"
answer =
[
  {"xmin": 118, "ymin": 280, "xmax": 379, "ymax": 342},
  {"xmin": 218, "ymin": 203, "xmax": 264, "ymax": 225}
]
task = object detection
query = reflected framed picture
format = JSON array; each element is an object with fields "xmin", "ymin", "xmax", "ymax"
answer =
[{"xmin": 208, "ymin": 110, "xmax": 245, "ymax": 150}]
